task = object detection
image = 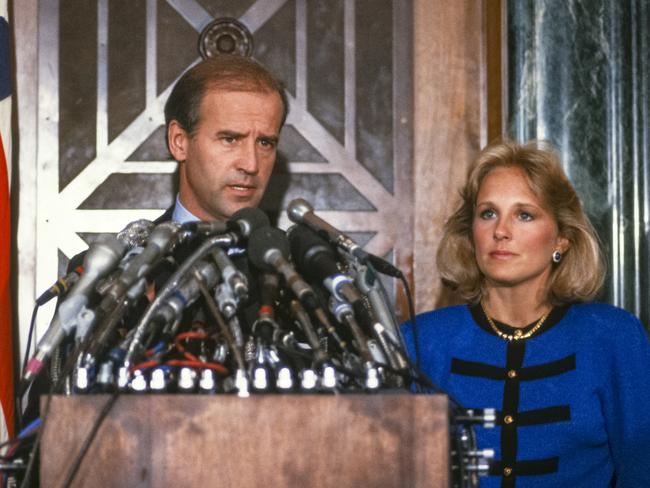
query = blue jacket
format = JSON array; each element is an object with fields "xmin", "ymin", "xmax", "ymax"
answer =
[{"xmin": 401, "ymin": 303, "xmax": 650, "ymax": 487}]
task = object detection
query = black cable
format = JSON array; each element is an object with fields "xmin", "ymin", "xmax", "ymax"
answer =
[
  {"xmin": 397, "ymin": 271, "xmax": 421, "ymax": 372},
  {"xmin": 15, "ymin": 304, "xmax": 40, "ymax": 429},
  {"xmin": 18, "ymin": 389, "xmax": 53, "ymax": 488},
  {"xmin": 61, "ymin": 393, "xmax": 119, "ymax": 487}
]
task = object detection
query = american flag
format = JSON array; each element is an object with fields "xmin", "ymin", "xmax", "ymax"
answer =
[{"xmin": 0, "ymin": 0, "xmax": 13, "ymax": 442}]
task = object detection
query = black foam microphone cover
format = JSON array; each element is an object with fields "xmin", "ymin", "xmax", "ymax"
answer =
[
  {"xmin": 287, "ymin": 224, "xmax": 340, "ymax": 283},
  {"xmin": 247, "ymin": 226, "xmax": 291, "ymax": 272},
  {"xmin": 228, "ymin": 207, "xmax": 271, "ymax": 237}
]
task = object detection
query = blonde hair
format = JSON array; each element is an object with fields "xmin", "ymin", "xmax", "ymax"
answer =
[{"xmin": 437, "ymin": 139, "xmax": 605, "ymax": 304}]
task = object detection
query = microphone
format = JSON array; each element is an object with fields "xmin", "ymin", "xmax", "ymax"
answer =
[
  {"xmin": 252, "ymin": 271, "xmax": 280, "ymax": 344},
  {"xmin": 181, "ymin": 206, "xmax": 270, "ymax": 239},
  {"xmin": 247, "ymin": 226, "xmax": 317, "ymax": 308},
  {"xmin": 286, "ymin": 198, "xmax": 402, "ymax": 277},
  {"xmin": 259, "ymin": 271, "xmax": 280, "ymax": 319},
  {"xmin": 289, "ymin": 299, "xmax": 329, "ymax": 366},
  {"xmin": 289, "ymin": 224, "xmax": 409, "ymax": 372},
  {"xmin": 83, "ymin": 210, "xmax": 263, "ymax": 369},
  {"xmin": 117, "ymin": 259, "xmax": 222, "ymax": 374},
  {"xmin": 34, "ymin": 219, "xmax": 154, "ymax": 308},
  {"xmin": 22, "ymin": 235, "xmax": 128, "ymax": 386},
  {"xmin": 151, "ymin": 259, "xmax": 220, "ymax": 327},
  {"xmin": 248, "ymin": 226, "xmax": 349, "ymax": 353},
  {"xmin": 211, "ymin": 247, "xmax": 248, "ymax": 301},
  {"xmin": 116, "ymin": 219, "xmax": 155, "ymax": 248},
  {"xmin": 287, "ymin": 224, "xmax": 365, "ymax": 307},
  {"xmin": 35, "ymin": 266, "xmax": 83, "ymax": 306},
  {"xmin": 105, "ymin": 221, "xmax": 181, "ymax": 301},
  {"xmin": 288, "ymin": 223, "xmax": 383, "ymax": 332},
  {"xmin": 121, "ymin": 209, "xmax": 266, "ymax": 371}
]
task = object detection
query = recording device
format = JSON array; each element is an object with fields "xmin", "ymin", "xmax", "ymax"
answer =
[
  {"xmin": 248, "ymin": 226, "xmax": 316, "ymax": 307},
  {"xmin": 34, "ymin": 220, "xmax": 153, "ymax": 306},
  {"xmin": 150, "ymin": 259, "xmax": 220, "ymax": 327},
  {"xmin": 105, "ymin": 221, "xmax": 181, "ymax": 302},
  {"xmin": 120, "ymin": 209, "xmax": 270, "ymax": 371},
  {"xmin": 182, "ymin": 206, "xmax": 270, "ymax": 239},
  {"xmin": 252, "ymin": 271, "xmax": 280, "ymax": 343},
  {"xmin": 286, "ymin": 198, "xmax": 401, "ymax": 277},
  {"xmin": 35, "ymin": 265, "xmax": 83, "ymax": 306},
  {"xmin": 248, "ymin": 226, "xmax": 349, "ymax": 353},
  {"xmin": 211, "ymin": 247, "xmax": 248, "ymax": 302},
  {"xmin": 25, "ymin": 203, "xmax": 410, "ymax": 395},
  {"xmin": 288, "ymin": 224, "xmax": 400, "ymax": 363},
  {"xmin": 22, "ymin": 234, "xmax": 128, "ymax": 387},
  {"xmin": 249, "ymin": 226, "xmax": 377, "ymax": 374},
  {"xmin": 287, "ymin": 224, "xmax": 365, "ymax": 308}
]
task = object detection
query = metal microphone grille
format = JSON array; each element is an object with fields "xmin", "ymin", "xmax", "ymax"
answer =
[
  {"xmin": 287, "ymin": 198, "xmax": 313, "ymax": 224},
  {"xmin": 117, "ymin": 219, "xmax": 154, "ymax": 248}
]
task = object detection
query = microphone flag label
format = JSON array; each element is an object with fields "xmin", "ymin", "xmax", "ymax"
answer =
[{"xmin": 0, "ymin": 0, "xmax": 13, "ymax": 442}]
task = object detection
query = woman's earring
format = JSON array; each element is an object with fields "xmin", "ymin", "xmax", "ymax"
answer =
[{"xmin": 552, "ymin": 250, "xmax": 562, "ymax": 263}]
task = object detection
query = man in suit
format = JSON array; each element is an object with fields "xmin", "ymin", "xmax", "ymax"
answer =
[{"xmin": 21, "ymin": 55, "xmax": 288, "ymax": 426}]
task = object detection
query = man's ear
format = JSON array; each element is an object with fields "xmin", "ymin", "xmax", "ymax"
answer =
[{"xmin": 167, "ymin": 120, "xmax": 189, "ymax": 162}]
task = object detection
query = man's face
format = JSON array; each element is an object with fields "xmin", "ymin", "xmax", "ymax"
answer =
[{"xmin": 169, "ymin": 88, "xmax": 284, "ymax": 221}]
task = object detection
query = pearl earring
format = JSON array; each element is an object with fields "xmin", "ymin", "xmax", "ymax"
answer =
[{"xmin": 552, "ymin": 250, "xmax": 562, "ymax": 263}]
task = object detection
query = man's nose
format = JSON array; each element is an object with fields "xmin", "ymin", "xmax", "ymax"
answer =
[{"xmin": 237, "ymin": 140, "xmax": 260, "ymax": 175}]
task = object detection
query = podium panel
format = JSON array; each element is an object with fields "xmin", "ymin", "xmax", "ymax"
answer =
[{"xmin": 41, "ymin": 394, "xmax": 449, "ymax": 487}]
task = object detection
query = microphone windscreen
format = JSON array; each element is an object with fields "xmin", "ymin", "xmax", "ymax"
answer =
[
  {"xmin": 229, "ymin": 207, "xmax": 270, "ymax": 237},
  {"xmin": 247, "ymin": 226, "xmax": 291, "ymax": 271},
  {"xmin": 287, "ymin": 224, "xmax": 339, "ymax": 282}
]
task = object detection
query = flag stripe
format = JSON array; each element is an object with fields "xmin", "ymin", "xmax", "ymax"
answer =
[
  {"xmin": 0, "ymin": 2, "xmax": 13, "ymax": 442},
  {"xmin": 0, "ymin": 133, "xmax": 11, "ymax": 441}
]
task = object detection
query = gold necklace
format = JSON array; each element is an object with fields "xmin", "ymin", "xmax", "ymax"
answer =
[{"xmin": 481, "ymin": 302, "xmax": 551, "ymax": 341}]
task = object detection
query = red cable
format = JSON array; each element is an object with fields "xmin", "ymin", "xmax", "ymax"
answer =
[{"xmin": 130, "ymin": 360, "xmax": 160, "ymax": 372}]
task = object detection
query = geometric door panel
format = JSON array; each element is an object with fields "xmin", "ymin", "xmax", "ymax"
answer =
[{"xmin": 16, "ymin": 0, "xmax": 413, "ymax": 348}]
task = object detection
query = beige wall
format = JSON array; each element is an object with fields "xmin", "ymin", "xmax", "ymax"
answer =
[{"xmin": 413, "ymin": 0, "xmax": 499, "ymax": 312}]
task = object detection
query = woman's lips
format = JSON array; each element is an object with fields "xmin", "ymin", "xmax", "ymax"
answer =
[{"xmin": 489, "ymin": 250, "xmax": 516, "ymax": 259}]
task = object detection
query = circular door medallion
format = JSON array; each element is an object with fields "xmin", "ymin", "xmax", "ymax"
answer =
[{"xmin": 198, "ymin": 17, "xmax": 254, "ymax": 59}]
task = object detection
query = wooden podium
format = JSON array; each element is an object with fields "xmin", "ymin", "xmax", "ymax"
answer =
[{"xmin": 40, "ymin": 394, "xmax": 449, "ymax": 487}]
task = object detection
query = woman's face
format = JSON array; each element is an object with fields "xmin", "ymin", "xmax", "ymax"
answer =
[{"xmin": 472, "ymin": 166, "xmax": 568, "ymax": 294}]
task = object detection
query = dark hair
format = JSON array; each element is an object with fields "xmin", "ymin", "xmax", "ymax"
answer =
[
  {"xmin": 164, "ymin": 55, "xmax": 289, "ymax": 136},
  {"xmin": 437, "ymin": 139, "xmax": 605, "ymax": 304}
]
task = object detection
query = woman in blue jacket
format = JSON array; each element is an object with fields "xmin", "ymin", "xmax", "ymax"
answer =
[{"xmin": 403, "ymin": 140, "xmax": 650, "ymax": 487}]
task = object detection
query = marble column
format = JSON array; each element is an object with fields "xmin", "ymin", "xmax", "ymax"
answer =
[{"xmin": 508, "ymin": 0, "xmax": 650, "ymax": 327}]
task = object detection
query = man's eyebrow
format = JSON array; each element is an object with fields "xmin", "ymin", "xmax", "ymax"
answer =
[
  {"xmin": 258, "ymin": 134, "xmax": 279, "ymax": 142},
  {"xmin": 216, "ymin": 130, "xmax": 246, "ymax": 138}
]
